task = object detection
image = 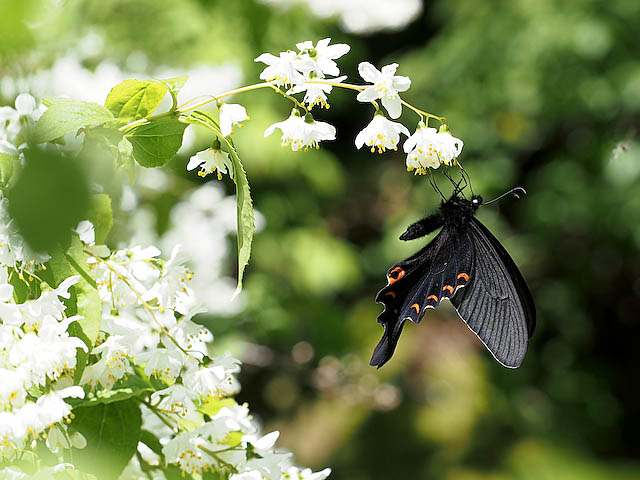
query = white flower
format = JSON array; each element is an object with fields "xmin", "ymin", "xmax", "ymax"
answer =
[
  {"xmin": 355, "ymin": 113, "xmax": 410, "ymax": 153},
  {"xmin": 136, "ymin": 348, "xmax": 184, "ymax": 380},
  {"xmin": 288, "ymin": 75, "xmax": 346, "ymax": 110},
  {"xmin": 356, "ymin": 62, "xmax": 411, "ymax": 119},
  {"xmin": 74, "ymin": 220, "xmax": 95, "ymax": 245},
  {"xmin": 182, "ymin": 354, "xmax": 241, "ymax": 398},
  {"xmin": 264, "ymin": 109, "xmax": 336, "ymax": 152},
  {"xmin": 187, "ymin": 148, "xmax": 234, "ymax": 180},
  {"xmin": 168, "ymin": 319, "xmax": 212, "ymax": 359},
  {"xmin": 219, "ymin": 103, "xmax": 249, "ymax": 137},
  {"xmin": 151, "ymin": 384, "xmax": 199, "ymax": 416},
  {"xmin": 433, "ymin": 128, "xmax": 464, "ymax": 166},
  {"xmin": 286, "ymin": 466, "xmax": 332, "ymax": 480},
  {"xmin": 163, "ymin": 431, "xmax": 213, "ymax": 475},
  {"xmin": 0, "ymin": 93, "xmax": 45, "ymax": 143},
  {"xmin": 403, "ymin": 123, "xmax": 463, "ymax": 172},
  {"xmin": 296, "ymin": 38, "xmax": 350, "ymax": 77},
  {"xmin": 254, "ymin": 51, "xmax": 307, "ymax": 87}
]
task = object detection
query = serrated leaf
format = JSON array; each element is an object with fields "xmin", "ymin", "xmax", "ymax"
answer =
[
  {"xmin": 86, "ymin": 194, "xmax": 112, "ymax": 245},
  {"xmin": 184, "ymin": 112, "xmax": 255, "ymax": 293},
  {"xmin": 126, "ymin": 118, "xmax": 187, "ymax": 167},
  {"xmin": 33, "ymin": 99, "xmax": 114, "ymax": 143},
  {"xmin": 105, "ymin": 79, "xmax": 168, "ymax": 121},
  {"xmin": 71, "ymin": 399, "xmax": 142, "ymax": 478},
  {"xmin": 223, "ymin": 136, "xmax": 254, "ymax": 294}
]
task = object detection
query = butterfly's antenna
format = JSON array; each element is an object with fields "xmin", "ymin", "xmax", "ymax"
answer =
[
  {"xmin": 459, "ymin": 163, "xmax": 474, "ymax": 196},
  {"xmin": 483, "ymin": 186, "xmax": 527, "ymax": 205},
  {"xmin": 427, "ymin": 170, "xmax": 446, "ymax": 200},
  {"xmin": 443, "ymin": 169, "xmax": 467, "ymax": 198}
]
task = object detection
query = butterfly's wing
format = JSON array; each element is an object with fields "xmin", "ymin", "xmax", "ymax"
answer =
[
  {"xmin": 370, "ymin": 227, "xmax": 474, "ymax": 367},
  {"xmin": 450, "ymin": 217, "xmax": 536, "ymax": 368}
]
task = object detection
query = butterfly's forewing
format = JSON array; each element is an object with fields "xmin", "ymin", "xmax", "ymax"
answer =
[
  {"xmin": 371, "ymin": 227, "xmax": 474, "ymax": 367},
  {"xmin": 450, "ymin": 218, "xmax": 535, "ymax": 368}
]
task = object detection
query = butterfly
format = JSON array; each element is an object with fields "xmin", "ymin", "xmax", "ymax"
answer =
[{"xmin": 371, "ymin": 191, "xmax": 536, "ymax": 368}]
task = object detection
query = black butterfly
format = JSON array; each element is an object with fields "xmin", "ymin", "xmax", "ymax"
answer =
[{"xmin": 371, "ymin": 192, "xmax": 535, "ymax": 368}]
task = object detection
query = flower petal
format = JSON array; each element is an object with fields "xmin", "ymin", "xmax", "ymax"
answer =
[
  {"xmin": 392, "ymin": 75, "xmax": 411, "ymax": 92},
  {"xmin": 381, "ymin": 63, "xmax": 399, "ymax": 76},
  {"xmin": 356, "ymin": 86, "xmax": 380, "ymax": 103},
  {"xmin": 358, "ymin": 62, "xmax": 381, "ymax": 83},
  {"xmin": 382, "ymin": 95, "xmax": 402, "ymax": 119}
]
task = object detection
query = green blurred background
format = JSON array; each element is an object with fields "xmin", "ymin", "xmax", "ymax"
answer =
[{"xmin": 2, "ymin": 0, "xmax": 640, "ymax": 478}]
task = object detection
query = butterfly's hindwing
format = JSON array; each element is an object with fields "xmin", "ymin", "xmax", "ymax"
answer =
[
  {"xmin": 450, "ymin": 218, "xmax": 534, "ymax": 368},
  {"xmin": 371, "ymin": 227, "xmax": 474, "ymax": 367}
]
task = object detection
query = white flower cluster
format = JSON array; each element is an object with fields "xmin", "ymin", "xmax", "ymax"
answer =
[
  {"xmin": 79, "ymin": 224, "xmax": 328, "ymax": 479},
  {"xmin": 0, "ymin": 176, "xmax": 328, "ymax": 477},
  {"xmin": 0, "ymin": 208, "xmax": 87, "ymax": 458},
  {"xmin": 256, "ymin": 38, "xmax": 350, "ymax": 152},
  {"xmin": 250, "ymin": 40, "xmax": 464, "ymax": 170}
]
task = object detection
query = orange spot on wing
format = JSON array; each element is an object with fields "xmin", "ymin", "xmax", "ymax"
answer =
[
  {"xmin": 442, "ymin": 285, "xmax": 454, "ymax": 295},
  {"xmin": 427, "ymin": 295, "xmax": 439, "ymax": 303},
  {"xmin": 385, "ymin": 291, "xmax": 396, "ymax": 299},
  {"xmin": 411, "ymin": 303, "xmax": 420, "ymax": 313},
  {"xmin": 457, "ymin": 273, "xmax": 469, "ymax": 282},
  {"xmin": 387, "ymin": 267, "xmax": 406, "ymax": 284}
]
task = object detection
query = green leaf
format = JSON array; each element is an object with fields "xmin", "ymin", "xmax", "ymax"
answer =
[
  {"xmin": 199, "ymin": 397, "xmax": 237, "ymax": 416},
  {"xmin": 85, "ymin": 194, "xmax": 113, "ymax": 245},
  {"xmin": 7, "ymin": 149, "xmax": 90, "ymax": 253},
  {"xmin": 44, "ymin": 237, "xmax": 101, "ymax": 343},
  {"xmin": 126, "ymin": 118, "xmax": 187, "ymax": 167},
  {"xmin": 71, "ymin": 399, "xmax": 142, "ymax": 478},
  {"xmin": 0, "ymin": 153, "xmax": 19, "ymax": 189},
  {"xmin": 184, "ymin": 111, "xmax": 255, "ymax": 293},
  {"xmin": 33, "ymin": 99, "xmax": 114, "ymax": 144},
  {"xmin": 118, "ymin": 137, "xmax": 136, "ymax": 184},
  {"xmin": 225, "ymin": 138, "xmax": 255, "ymax": 294},
  {"xmin": 105, "ymin": 79, "xmax": 168, "ymax": 121},
  {"xmin": 68, "ymin": 321, "xmax": 90, "ymax": 384},
  {"xmin": 77, "ymin": 375, "xmax": 153, "ymax": 406},
  {"xmin": 160, "ymin": 75, "xmax": 188, "ymax": 96}
]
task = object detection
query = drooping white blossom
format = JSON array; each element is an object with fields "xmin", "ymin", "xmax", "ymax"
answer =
[
  {"xmin": 404, "ymin": 123, "xmax": 464, "ymax": 172},
  {"xmin": 355, "ymin": 113, "xmax": 410, "ymax": 153},
  {"xmin": 264, "ymin": 109, "xmax": 336, "ymax": 151},
  {"xmin": 187, "ymin": 147, "xmax": 234, "ymax": 180},
  {"xmin": 289, "ymin": 75, "xmax": 346, "ymax": 109},
  {"xmin": 356, "ymin": 62, "xmax": 411, "ymax": 119}
]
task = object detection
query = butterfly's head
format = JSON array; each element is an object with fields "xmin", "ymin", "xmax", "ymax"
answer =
[{"xmin": 471, "ymin": 195, "xmax": 483, "ymax": 207}]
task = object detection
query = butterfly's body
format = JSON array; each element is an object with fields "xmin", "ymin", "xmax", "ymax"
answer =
[{"xmin": 371, "ymin": 194, "xmax": 535, "ymax": 369}]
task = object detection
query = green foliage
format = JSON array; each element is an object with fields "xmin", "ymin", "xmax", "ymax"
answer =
[
  {"xmin": 125, "ymin": 117, "xmax": 188, "ymax": 167},
  {"xmin": 7, "ymin": 149, "xmax": 90, "ymax": 253},
  {"xmin": 86, "ymin": 194, "xmax": 113, "ymax": 244},
  {"xmin": 33, "ymin": 99, "xmax": 114, "ymax": 143},
  {"xmin": 184, "ymin": 111, "xmax": 255, "ymax": 292},
  {"xmin": 0, "ymin": 153, "xmax": 19, "ymax": 189},
  {"xmin": 70, "ymin": 399, "xmax": 142, "ymax": 478},
  {"xmin": 105, "ymin": 78, "xmax": 168, "ymax": 121},
  {"xmin": 77, "ymin": 374, "xmax": 153, "ymax": 406},
  {"xmin": 44, "ymin": 236, "xmax": 101, "ymax": 343}
]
